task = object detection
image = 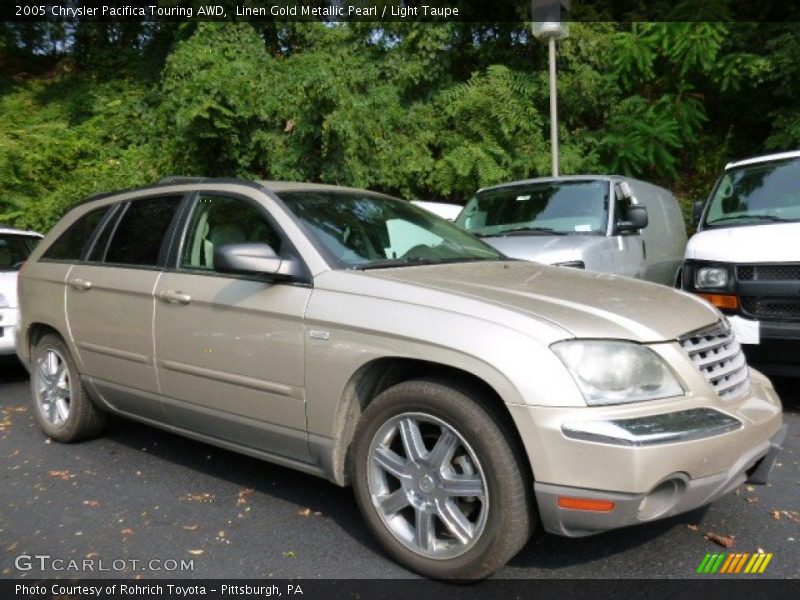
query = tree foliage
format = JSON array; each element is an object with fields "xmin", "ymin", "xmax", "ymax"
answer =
[{"xmin": 0, "ymin": 17, "xmax": 798, "ymax": 230}]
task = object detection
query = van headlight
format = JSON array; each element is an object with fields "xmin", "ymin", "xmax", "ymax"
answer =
[
  {"xmin": 551, "ymin": 340, "xmax": 684, "ymax": 405},
  {"xmin": 695, "ymin": 266, "xmax": 729, "ymax": 289}
]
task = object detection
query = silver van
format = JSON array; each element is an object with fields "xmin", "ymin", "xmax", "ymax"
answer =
[{"xmin": 455, "ymin": 176, "xmax": 687, "ymax": 286}]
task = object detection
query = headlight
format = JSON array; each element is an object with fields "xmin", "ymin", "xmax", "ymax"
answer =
[
  {"xmin": 551, "ymin": 340, "xmax": 684, "ymax": 405},
  {"xmin": 695, "ymin": 266, "xmax": 729, "ymax": 289}
]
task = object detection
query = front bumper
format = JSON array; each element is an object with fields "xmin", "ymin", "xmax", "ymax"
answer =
[
  {"xmin": 535, "ymin": 425, "xmax": 786, "ymax": 537},
  {"xmin": 507, "ymin": 370, "xmax": 784, "ymax": 537},
  {"xmin": 729, "ymin": 315, "xmax": 800, "ymax": 377},
  {"xmin": 0, "ymin": 307, "xmax": 18, "ymax": 355}
]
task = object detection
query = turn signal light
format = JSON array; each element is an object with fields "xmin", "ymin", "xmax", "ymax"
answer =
[
  {"xmin": 557, "ymin": 497, "xmax": 616, "ymax": 512},
  {"xmin": 697, "ymin": 293, "xmax": 739, "ymax": 310}
]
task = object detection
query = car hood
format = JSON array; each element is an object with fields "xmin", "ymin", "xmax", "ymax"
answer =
[
  {"xmin": 362, "ymin": 261, "xmax": 719, "ymax": 342},
  {"xmin": 0, "ymin": 271, "xmax": 19, "ymax": 308},
  {"xmin": 687, "ymin": 221, "xmax": 800, "ymax": 262},
  {"xmin": 481, "ymin": 234, "xmax": 602, "ymax": 263}
]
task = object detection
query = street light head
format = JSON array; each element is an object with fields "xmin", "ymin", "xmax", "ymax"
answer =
[{"xmin": 531, "ymin": 0, "xmax": 570, "ymax": 41}]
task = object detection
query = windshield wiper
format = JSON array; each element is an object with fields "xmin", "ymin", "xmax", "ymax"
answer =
[
  {"xmin": 478, "ymin": 226, "xmax": 569, "ymax": 237},
  {"xmin": 354, "ymin": 256, "xmax": 499, "ymax": 270},
  {"xmin": 707, "ymin": 214, "xmax": 796, "ymax": 225}
]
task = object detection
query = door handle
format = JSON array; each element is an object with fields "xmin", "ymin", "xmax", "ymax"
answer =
[
  {"xmin": 158, "ymin": 290, "xmax": 192, "ymax": 305},
  {"xmin": 68, "ymin": 278, "xmax": 93, "ymax": 291}
]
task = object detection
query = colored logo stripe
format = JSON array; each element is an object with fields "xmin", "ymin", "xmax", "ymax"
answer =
[{"xmin": 697, "ymin": 552, "xmax": 773, "ymax": 574}]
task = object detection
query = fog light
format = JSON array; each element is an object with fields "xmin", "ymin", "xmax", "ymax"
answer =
[{"xmin": 637, "ymin": 478, "xmax": 684, "ymax": 520}]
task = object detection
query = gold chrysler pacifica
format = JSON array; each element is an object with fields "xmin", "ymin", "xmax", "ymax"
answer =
[{"xmin": 17, "ymin": 179, "xmax": 785, "ymax": 579}]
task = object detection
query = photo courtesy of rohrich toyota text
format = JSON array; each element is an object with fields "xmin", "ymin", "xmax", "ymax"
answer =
[{"xmin": 0, "ymin": 1, "xmax": 799, "ymax": 599}]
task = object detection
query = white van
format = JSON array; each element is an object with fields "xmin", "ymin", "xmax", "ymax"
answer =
[{"xmin": 682, "ymin": 150, "xmax": 800, "ymax": 376}]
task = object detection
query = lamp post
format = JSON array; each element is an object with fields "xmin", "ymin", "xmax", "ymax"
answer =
[{"xmin": 532, "ymin": 1, "xmax": 570, "ymax": 177}]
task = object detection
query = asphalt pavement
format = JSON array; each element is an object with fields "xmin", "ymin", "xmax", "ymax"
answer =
[{"xmin": 1, "ymin": 358, "xmax": 798, "ymax": 580}]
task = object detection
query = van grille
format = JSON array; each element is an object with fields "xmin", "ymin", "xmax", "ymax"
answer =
[
  {"xmin": 679, "ymin": 321, "xmax": 750, "ymax": 400},
  {"xmin": 741, "ymin": 297, "xmax": 800, "ymax": 321},
  {"xmin": 737, "ymin": 263, "xmax": 800, "ymax": 281}
]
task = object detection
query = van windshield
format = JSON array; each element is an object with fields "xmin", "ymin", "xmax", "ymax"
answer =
[
  {"xmin": 455, "ymin": 180, "xmax": 610, "ymax": 237},
  {"xmin": 0, "ymin": 234, "xmax": 39, "ymax": 271},
  {"xmin": 704, "ymin": 157, "xmax": 800, "ymax": 228}
]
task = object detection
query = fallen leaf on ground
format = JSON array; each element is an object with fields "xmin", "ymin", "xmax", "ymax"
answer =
[
  {"xmin": 771, "ymin": 510, "xmax": 781, "ymax": 521},
  {"xmin": 779, "ymin": 510, "xmax": 800, "ymax": 524},
  {"xmin": 236, "ymin": 488, "xmax": 254, "ymax": 506},
  {"xmin": 83, "ymin": 500, "xmax": 100, "ymax": 507},
  {"xmin": 705, "ymin": 532, "xmax": 735, "ymax": 548},
  {"xmin": 182, "ymin": 524, "xmax": 198, "ymax": 531},
  {"xmin": 188, "ymin": 549, "xmax": 204, "ymax": 556},
  {"xmin": 48, "ymin": 470, "xmax": 75, "ymax": 480},
  {"xmin": 745, "ymin": 485, "xmax": 755, "ymax": 492},
  {"xmin": 282, "ymin": 551, "xmax": 296, "ymax": 558},
  {"xmin": 687, "ymin": 524, "xmax": 699, "ymax": 532},
  {"xmin": 121, "ymin": 528, "xmax": 134, "ymax": 536},
  {"xmin": 297, "ymin": 508, "xmax": 311, "ymax": 518},
  {"xmin": 184, "ymin": 493, "xmax": 215, "ymax": 503},
  {"xmin": 746, "ymin": 497, "xmax": 759, "ymax": 504}
]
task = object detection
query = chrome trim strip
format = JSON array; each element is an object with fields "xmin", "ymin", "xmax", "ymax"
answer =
[
  {"xmin": 159, "ymin": 359, "xmax": 304, "ymax": 401},
  {"xmin": 561, "ymin": 408, "xmax": 743, "ymax": 447},
  {"xmin": 77, "ymin": 341, "xmax": 149, "ymax": 364}
]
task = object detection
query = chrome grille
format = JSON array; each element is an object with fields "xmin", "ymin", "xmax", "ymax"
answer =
[{"xmin": 679, "ymin": 321, "xmax": 750, "ymax": 400}]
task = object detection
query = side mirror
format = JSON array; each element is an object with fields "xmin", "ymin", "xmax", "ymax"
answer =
[
  {"xmin": 617, "ymin": 204, "xmax": 648, "ymax": 233},
  {"xmin": 214, "ymin": 243, "xmax": 302, "ymax": 280},
  {"xmin": 692, "ymin": 200, "xmax": 705, "ymax": 228}
]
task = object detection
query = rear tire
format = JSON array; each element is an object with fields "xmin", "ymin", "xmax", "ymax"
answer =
[
  {"xmin": 350, "ymin": 379, "xmax": 533, "ymax": 580},
  {"xmin": 30, "ymin": 334, "xmax": 106, "ymax": 442}
]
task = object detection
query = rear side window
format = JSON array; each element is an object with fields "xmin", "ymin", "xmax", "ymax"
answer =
[
  {"xmin": 104, "ymin": 196, "xmax": 182, "ymax": 267},
  {"xmin": 42, "ymin": 205, "xmax": 109, "ymax": 261}
]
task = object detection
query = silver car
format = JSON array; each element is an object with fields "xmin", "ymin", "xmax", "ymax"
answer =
[
  {"xmin": 456, "ymin": 176, "xmax": 687, "ymax": 285},
  {"xmin": 17, "ymin": 179, "xmax": 783, "ymax": 579},
  {"xmin": 0, "ymin": 226, "xmax": 42, "ymax": 356}
]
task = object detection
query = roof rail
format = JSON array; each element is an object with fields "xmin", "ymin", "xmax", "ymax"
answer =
[{"xmin": 158, "ymin": 176, "xmax": 208, "ymax": 184}]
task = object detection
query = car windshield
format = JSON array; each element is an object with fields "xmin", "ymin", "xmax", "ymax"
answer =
[
  {"xmin": 0, "ymin": 234, "xmax": 39, "ymax": 271},
  {"xmin": 455, "ymin": 180, "xmax": 610, "ymax": 236},
  {"xmin": 704, "ymin": 158, "xmax": 800, "ymax": 228},
  {"xmin": 277, "ymin": 191, "xmax": 503, "ymax": 269}
]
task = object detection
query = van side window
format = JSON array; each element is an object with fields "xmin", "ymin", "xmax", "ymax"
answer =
[
  {"xmin": 181, "ymin": 195, "xmax": 282, "ymax": 272},
  {"xmin": 104, "ymin": 196, "xmax": 182, "ymax": 267},
  {"xmin": 42, "ymin": 205, "xmax": 109, "ymax": 261}
]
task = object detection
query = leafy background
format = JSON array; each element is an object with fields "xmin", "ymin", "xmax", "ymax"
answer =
[{"xmin": 1, "ymin": 6, "xmax": 799, "ymax": 232}]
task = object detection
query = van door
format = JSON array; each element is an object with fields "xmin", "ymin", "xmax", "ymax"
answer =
[
  {"xmin": 610, "ymin": 182, "xmax": 646, "ymax": 278},
  {"xmin": 66, "ymin": 195, "xmax": 183, "ymax": 420},
  {"xmin": 153, "ymin": 193, "xmax": 311, "ymax": 460}
]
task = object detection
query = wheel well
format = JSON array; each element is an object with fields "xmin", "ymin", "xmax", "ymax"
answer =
[
  {"xmin": 27, "ymin": 323, "xmax": 64, "ymax": 352},
  {"xmin": 329, "ymin": 357, "xmax": 534, "ymax": 488}
]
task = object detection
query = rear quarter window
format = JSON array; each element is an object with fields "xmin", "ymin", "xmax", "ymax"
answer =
[{"xmin": 42, "ymin": 205, "xmax": 110, "ymax": 262}]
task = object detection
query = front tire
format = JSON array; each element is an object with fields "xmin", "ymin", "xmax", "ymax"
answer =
[
  {"xmin": 351, "ymin": 379, "xmax": 533, "ymax": 580},
  {"xmin": 30, "ymin": 334, "xmax": 106, "ymax": 442}
]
